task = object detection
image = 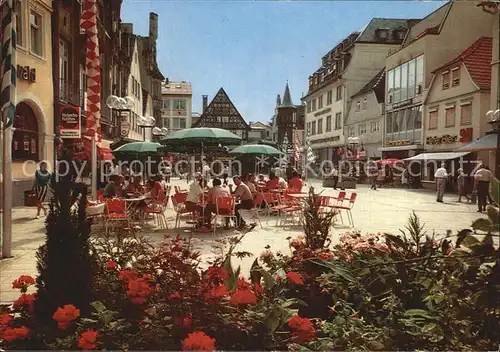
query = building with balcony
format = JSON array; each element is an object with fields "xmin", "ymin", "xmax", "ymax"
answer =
[
  {"xmin": 303, "ymin": 18, "xmax": 415, "ymax": 162},
  {"xmin": 381, "ymin": 1, "xmax": 495, "ymax": 159},
  {"xmin": 345, "ymin": 69, "xmax": 385, "ymax": 159},
  {"xmin": 7, "ymin": 0, "xmax": 54, "ymax": 206},
  {"xmin": 161, "ymin": 81, "xmax": 192, "ymax": 134}
]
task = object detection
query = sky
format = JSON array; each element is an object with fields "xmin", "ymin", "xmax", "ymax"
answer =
[{"xmin": 121, "ymin": 0, "xmax": 445, "ymax": 123}]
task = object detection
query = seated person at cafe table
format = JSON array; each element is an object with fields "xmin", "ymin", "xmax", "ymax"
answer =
[
  {"xmin": 103, "ymin": 175, "xmax": 123, "ymax": 198},
  {"xmin": 266, "ymin": 171, "xmax": 288, "ymax": 191},
  {"xmin": 204, "ymin": 177, "xmax": 231, "ymax": 227},
  {"xmin": 229, "ymin": 176, "xmax": 256, "ymax": 229},
  {"xmin": 288, "ymin": 171, "xmax": 303, "ymax": 192},
  {"xmin": 185, "ymin": 173, "xmax": 204, "ymax": 216},
  {"xmin": 126, "ymin": 175, "xmax": 145, "ymax": 194},
  {"xmin": 242, "ymin": 173, "xmax": 257, "ymax": 193}
]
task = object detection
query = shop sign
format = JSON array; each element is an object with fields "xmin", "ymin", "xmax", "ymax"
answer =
[
  {"xmin": 385, "ymin": 140, "xmax": 412, "ymax": 147},
  {"xmin": 60, "ymin": 105, "xmax": 81, "ymax": 139},
  {"xmin": 17, "ymin": 65, "xmax": 36, "ymax": 82},
  {"xmin": 459, "ymin": 128, "xmax": 473, "ymax": 143},
  {"xmin": 120, "ymin": 121, "xmax": 131, "ymax": 137},
  {"xmin": 426, "ymin": 134, "xmax": 457, "ymax": 145}
]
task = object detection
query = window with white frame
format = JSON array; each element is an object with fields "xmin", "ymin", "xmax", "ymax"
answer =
[
  {"xmin": 334, "ymin": 112, "xmax": 341, "ymax": 130},
  {"xmin": 59, "ymin": 40, "xmax": 69, "ymax": 100},
  {"xmin": 326, "ymin": 115, "xmax": 332, "ymax": 132},
  {"xmin": 355, "ymin": 100, "xmax": 361, "ymax": 112},
  {"xmin": 358, "ymin": 123, "xmax": 366, "ymax": 134},
  {"xmin": 311, "ymin": 121, "xmax": 316, "ymax": 135},
  {"xmin": 327, "ymin": 90, "xmax": 333, "ymax": 105},
  {"xmin": 317, "ymin": 118, "xmax": 323, "ymax": 134},
  {"xmin": 460, "ymin": 103, "xmax": 472, "ymax": 125},
  {"xmin": 445, "ymin": 106, "xmax": 455, "ymax": 127},
  {"xmin": 371, "ymin": 120, "xmax": 380, "ymax": 132},
  {"xmin": 306, "ymin": 122, "xmax": 311, "ymax": 136},
  {"xmin": 173, "ymin": 99, "xmax": 186, "ymax": 110},
  {"xmin": 29, "ymin": 10, "xmax": 43, "ymax": 57},
  {"xmin": 318, "ymin": 95, "xmax": 323, "ymax": 109},
  {"xmin": 15, "ymin": 0, "xmax": 25, "ymax": 48},
  {"xmin": 336, "ymin": 86, "xmax": 342, "ymax": 101},
  {"xmin": 348, "ymin": 126, "xmax": 355, "ymax": 136},
  {"xmin": 362, "ymin": 97, "xmax": 368, "ymax": 110},
  {"xmin": 452, "ymin": 67, "xmax": 461, "ymax": 87},
  {"xmin": 428, "ymin": 109, "xmax": 438, "ymax": 129},
  {"xmin": 442, "ymin": 71, "xmax": 450, "ymax": 90}
]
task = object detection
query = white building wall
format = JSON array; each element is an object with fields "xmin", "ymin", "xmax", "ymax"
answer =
[{"xmin": 127, "ymin": 41, "xmax": 148, "ymax": 141}]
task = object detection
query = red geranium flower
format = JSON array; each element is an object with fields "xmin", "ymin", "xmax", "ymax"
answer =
[
  {"xmin": 127, "ymin": 277, "xmax": 153, "ymax": 305},
  {"xmin": 236, "ymin": 277, "xmax": 251, "ymax": 290},
  {"xmin": 118, "ymin": 269, "xmax": 138, "ymax": 282},
  {"xmin": 288, "ymin": 315, "xmax": 316, "ymax": 344},
  {"xmin": 106, "ymin": 260, "xmax": 118, "ymax": 270},
  {"xmin": 53, "ymin": 304, "xmax": 80, "ymax": 330},
  {"xmin": 229, "ymin": 289, "xmax": 257, "ymax": 305},
  {"xmin": 12, "ymin": 275, "xmax": 35, "ymax": 290},
  {"xmin": 286, "ymin": 271, "xmax": 304, "ymax": 285},
  {"xmin": 13, "ymin": 293, "xmax": 36, "ymax": 313},
  {"xmin": 0, "ymin": 313, "xmax": 12, "ymax": 327},
  {"xmin": 204, "ymin": 284, "xmax": 229, "ymax": 301},
  {"xmin": 182, "ymin": 331, "xmax": 216, "ymax": 351},
  {"xmin": 206, "ymin": 266, "xmax": 228, "ymax": 280},
  {"xmin": 253, "ymin": 282, "xmax": 264, "ymax": 296},
  {"xmin": 77, "ymin": 329, "xmax": 99, "ymax": 350},
  {"xmin": 1, "ymin": 326, "xmax": 30, "ymax": 342}
]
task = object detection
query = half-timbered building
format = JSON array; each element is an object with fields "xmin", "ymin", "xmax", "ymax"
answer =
[{"xmin": 193, "ymin": 88, "xmax": 250, "ymax": 140}]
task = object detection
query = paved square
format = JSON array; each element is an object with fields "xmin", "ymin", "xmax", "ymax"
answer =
[{"xmin": 0, "ymin": 178, "xmax": 484, "ymax": 304}]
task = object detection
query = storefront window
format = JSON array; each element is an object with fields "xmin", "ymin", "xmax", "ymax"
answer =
[
  {"xmin": 386, "ymin": 112, "xmax": 393, "ymax": 134},
  {"xmin": 12, "ymin": 103, "xmax": 39, "ymax": 161}
]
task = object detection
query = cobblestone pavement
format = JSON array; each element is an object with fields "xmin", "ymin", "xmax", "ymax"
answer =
[{"xmin": 0, "ymin": 178, "xmax": 485, "ymax": 304}]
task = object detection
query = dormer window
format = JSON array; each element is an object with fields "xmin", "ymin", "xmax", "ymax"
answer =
[
  {"xmin": 452, "ymin": 67, "xmax": 460, "ymax": 87},
  {"xmin": 442, "ymin": 71, "xmax": 450, "ymax": 90},
  {"xmin": 377, "ymin": 29, "xmax": 389, "ymax": 40}
]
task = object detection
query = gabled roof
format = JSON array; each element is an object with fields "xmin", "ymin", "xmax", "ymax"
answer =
[
  {"xmin": 355, "ymin": 18, "xmax": 419, "ymax": 43},
  {"xmin": 403, "ymin": 2, "xmax": 451, "ymax": 46},
  {"xmin": 193, "ymin": 88, "xmax": 250, "ymax": 130},
  {"xmin": 351, "ymin": 69, "xmax": 386, "ymax": 103},
  {"xmin": 432, "ymin": 37, "xmax": 492, "ymax": 90}
]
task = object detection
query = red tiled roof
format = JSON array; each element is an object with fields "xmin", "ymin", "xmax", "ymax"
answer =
[{"xmin": 433, "ymin": 37, "xmax": 492, "ymax": 90}]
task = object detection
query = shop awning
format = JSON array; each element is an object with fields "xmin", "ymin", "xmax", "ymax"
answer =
[
  {"xmin": 404, "ymin": 152, "xmax": 470, "ymax": 161},
  {"xmin": 454, "ymin": 133, "xmax": 498, "ymax": 152}
]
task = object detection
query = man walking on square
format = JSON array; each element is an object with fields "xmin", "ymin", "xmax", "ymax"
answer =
[
  {"xmin": 434, "ymin": 162, "xmax": 448, "ymax": 203},
  {"xmin": 474, "ymin": 163, "xmax": 492, "ymax": 212}
]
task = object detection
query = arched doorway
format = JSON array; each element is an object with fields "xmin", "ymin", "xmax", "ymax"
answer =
[{"xmin": 12, "ymin": 102, "xmax": 39, "ymax": 161}]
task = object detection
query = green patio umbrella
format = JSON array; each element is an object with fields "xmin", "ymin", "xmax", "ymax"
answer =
[
  {"xmin": 160, "ymin": 128, "xmax": 242, "ymax": 148},
  {"xmin": 112, "ymin": 141, "xmax": 162, "ymax": 154},
  {"xmin": 229, "ymin": 144, "xmax": 284, "ymax": 156}
]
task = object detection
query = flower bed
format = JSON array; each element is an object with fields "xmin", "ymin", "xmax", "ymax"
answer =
[{"xmin": 1, "ymin": 182, "xmax": 499, "ymax": 351}]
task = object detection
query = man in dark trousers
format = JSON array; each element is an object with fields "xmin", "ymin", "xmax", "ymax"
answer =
[
  {"xmin": 474, "ymin": 163, "xmax": 492, "ymax": 212},
  {"xmin": 285, "ymin": 163, "xmax": 296, "ymax": 183}
]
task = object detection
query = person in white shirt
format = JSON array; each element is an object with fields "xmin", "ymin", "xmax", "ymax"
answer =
[
  {"xmin": 434, "ymin": 162, "xmax": 448, "ymax": 202},
  {"xmin": 185, "ymin": 173, "xmax": 203, "ymax": 215},
  {"xmin": 474, "ymin": 164, "xmax": 492, "ymax": 212},
  {"xmin": 222, "ymin": 164, "xmax": 230, "ymax": 186}
]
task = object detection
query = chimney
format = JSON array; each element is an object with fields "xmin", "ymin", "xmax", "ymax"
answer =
[
  {"xmin": 149, "ymin": 13, "xmax": 158, "ymax": 41},
  {"xmin": 202, "ymin": 95, "xmax": 208, "ymax": 113}
]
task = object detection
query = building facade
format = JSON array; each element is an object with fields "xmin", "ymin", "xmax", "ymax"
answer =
[
  {"xmin": 303, "ymin": 18, "xmax": 413, "ymax": 162},
  {"xmin": 161, "ymin": 81, "xmax": 192, "ymax": 134},
  {"xmin": 345, "ymin": 69, "xmax": 385, "ymax": 159},
  {"xmin": 248, "ymin": 122, "xmax": 272, "ymax": 143},
  {"xmin": 382, "ymin": 1, "xmax": 495, "ymax": 159},
  {"xmin": 274, "ymin": 83, "xmax": 305, "ymax": 146},
  {"xmin": 9, "ymin": 0, "xmax": 54, "ymax": 206},
  {"xmin": 136, "ymin": 13, "xmax": 164, "ymax": 132},
  {"xmin": 193, "ymin": 88, "xmax": 250, "ymax": 140},
  {"xmin": 423, "ymin": 37, "xmax": 492, "ymax": 179}
]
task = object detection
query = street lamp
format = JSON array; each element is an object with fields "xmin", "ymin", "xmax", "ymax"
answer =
[
  {"xmin": 137, "ymin": 116, "xmax": 156, "ymax": 141},
  {"xmin": 486, "ymin": 109, "xmax": 500, "ymax": 178},
  {"xmin": 106, "ymin": 95, "xmax": 135, "ymax": 139}
]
